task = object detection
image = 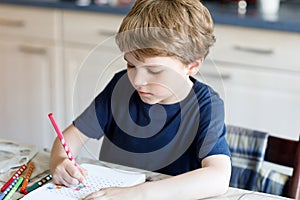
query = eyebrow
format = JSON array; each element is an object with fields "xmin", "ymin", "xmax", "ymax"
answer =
[{"xmin": 123, "ymin": 56, "xmax": 166, "ymax": 68}]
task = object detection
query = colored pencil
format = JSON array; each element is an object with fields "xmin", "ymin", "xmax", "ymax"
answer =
[
  {"xmin": 48, "ymin": 113, "xmax": 79, "ymax": 166},
  {"xmin": 23, "ymin": 174, "xmax": 52, "ymax": 194},
  {"xmin": 3, "ymin": 177, "xmax": 24, "ymax": 200},
  {"xmin": 48, "ymin": 113, "xmax": 85, "ymax": 183},
  {"xmin": 0, "ymin": 177, "xmax": 19, "ymax": 200},
  {"xmin": 19, "ymin": 162, "xmax": 34, "ymax": 193},
  {"xmin": 0, "ymin": 164, "xmax": 27, "ymax": 192}
]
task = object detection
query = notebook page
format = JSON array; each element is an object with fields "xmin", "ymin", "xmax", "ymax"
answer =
[{"xmin": 21, "ymin": 163, "xmax": 145, "ymax": 200}]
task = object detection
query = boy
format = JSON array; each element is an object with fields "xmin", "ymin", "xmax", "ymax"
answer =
[{"xmin": 50, "ymin": 0, "xmax": 232, "ymax": 199}]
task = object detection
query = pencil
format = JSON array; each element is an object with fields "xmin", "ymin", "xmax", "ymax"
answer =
[
  {"xmin": 0, "ymin": 164, "xmax": 27, "ymax": 192},
  {"xmin": 48, "ymin": 113, "xmax": 85, "ymax": 183},
  {"xmin": 3, "ymin": 177, "xmax": 23, "ymax": 200},
  {"xmin": 0, "ymin": 177, "xmax": 19, "ymax": 200},
  {"xmin": 19, "ymin": 162, "xmax": 34, "ymax": 193},
  {"xmin": 23, "ymin": 174, "xmax": 52, "ymax": 194}
]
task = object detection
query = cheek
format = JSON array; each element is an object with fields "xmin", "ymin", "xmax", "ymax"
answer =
[
  {"xmin": 155, "ymin": 72, "xmax": 187, "ymax": 90},
  {"xmin": 151, "ymin": 84, "xmax": 177, "ymax": 96}
]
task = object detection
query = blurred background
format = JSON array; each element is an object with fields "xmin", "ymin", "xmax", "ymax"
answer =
[{"xmin": 0, "ymin": 0, "xmax": 299, "ymax": 150}]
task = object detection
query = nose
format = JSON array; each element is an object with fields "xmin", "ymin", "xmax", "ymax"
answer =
[{"xmin": 132, "ymin": 69, "xmax": 147, "ymax": 87}]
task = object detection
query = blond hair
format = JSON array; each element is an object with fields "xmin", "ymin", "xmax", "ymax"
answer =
[{"xmin": 116, "ymin": 0, "xmax": 215, "ymax": 64}]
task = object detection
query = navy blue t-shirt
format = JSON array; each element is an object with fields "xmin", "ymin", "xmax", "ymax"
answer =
[{"xmin": 74, "ymin": 70, "xmax": 230, "ymax": 176}]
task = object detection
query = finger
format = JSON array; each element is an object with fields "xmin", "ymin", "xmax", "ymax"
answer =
[
  {"xmin": 56, "ymin": 167, "xmax": 80, "ymax": 187},
  {"xmin": 80, "ymin": 167, "xmax": 88, "ymax": 177},
  {"xmin": 77, "ymin": 167, "xmax": 88, "ymax": 184},
  {"xmin": 61, "ymin": 175, "xmax": 80, "ymax": 187},
  {"xmin": 65, "ymin": 166, "xmax": 85, "ymax": 185},
  {"xmin": 84, "ymin": 190, "xmax": 106, "ymax": 200},
  {"xmin": 52, "ymin": 167, "xmax": 75, "ymax": 186},
  {"xmin": 52, "ymin": 173, "xmax": 77, "ymax": 187}
]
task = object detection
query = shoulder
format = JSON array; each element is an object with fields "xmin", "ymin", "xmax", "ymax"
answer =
[
  {"xmin": 98, "ymin": 69, "xmax": 128, "ymax": 93},
  {"xmin": 191, "ymin": 77, "xmax": 224, "ymax": 107},
  {"xmin": 110, "ymin": 69, "xmax": 128, "ymax": 84}
]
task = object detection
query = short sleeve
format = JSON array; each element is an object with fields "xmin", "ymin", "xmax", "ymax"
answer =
[
  {"xmin": 197, "ymin": 86, "xmax": 231, "ymax": 160},
  {"xmin": 73, "ymin": 101, "xmax": 104, "ymax": 139}
]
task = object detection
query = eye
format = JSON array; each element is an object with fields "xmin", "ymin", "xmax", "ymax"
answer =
[
  {"xmin": 147, "ymin": 67, "xmax": 163, "ymax": 75},
  {"xmin": 148, "ymin": 70, "xmax": 162, "ymax": 75}
]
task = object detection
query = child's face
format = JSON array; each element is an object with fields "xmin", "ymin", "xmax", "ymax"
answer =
[{"xmin": 125, "ymin": 53, "xmax": 194, "ymax": 105}]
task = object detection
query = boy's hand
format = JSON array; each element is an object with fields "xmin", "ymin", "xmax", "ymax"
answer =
[{"xmin": 51, "ymin": 158, "xmax": 87, "ymax": 187}]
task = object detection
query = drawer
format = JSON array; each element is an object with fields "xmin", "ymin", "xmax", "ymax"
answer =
[
  {"xmin": 209, "ymin": 25, "xmax": 300, "ymax": 72},
  {"xmin": 0, "ymin": 4, "xmax": 60, "ymax": 41},
  {"xmin": 63, "ymin": 11, "xmax": 124, "ymax": 46}
]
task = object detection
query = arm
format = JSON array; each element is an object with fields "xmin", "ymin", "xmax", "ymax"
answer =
[
  {"xmin": 142, "ymin": 154, "xmax": 231, "ymax": 199},
  {"xmin": 50, "ymin": 124, "xmax": 89, "ymax": 187},
  {"xmin": 84, "ymin": 154, "xmax": 231, "ymax": 200}
]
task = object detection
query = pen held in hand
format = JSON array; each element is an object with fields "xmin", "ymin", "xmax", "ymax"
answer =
[{"xmin": 48, "ymin": 113, "xmax": 86, "ymax": 184}]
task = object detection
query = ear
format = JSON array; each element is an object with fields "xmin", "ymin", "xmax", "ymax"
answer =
[{"xmin": 186, "ymin": 58, "xmax": 203, "ymax": 76}]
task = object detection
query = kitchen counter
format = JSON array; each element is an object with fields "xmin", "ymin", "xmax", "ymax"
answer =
[{"xmin": 0, "ymin": 0, "xmax": 299, "ymax": 33}]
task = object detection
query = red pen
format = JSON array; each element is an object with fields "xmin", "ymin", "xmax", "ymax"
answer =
[
  {"xmin": 0, "ymin": 164, "xmax": 27, "ymax": 192},
  {"xmin": 48, "ymin": 113, "xmax": 85, "ymax": 184}
]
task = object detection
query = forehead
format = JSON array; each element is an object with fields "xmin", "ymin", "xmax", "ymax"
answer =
[{"xmin": 124, "ymin": 53, "xmax": 184, "ymax": 67}]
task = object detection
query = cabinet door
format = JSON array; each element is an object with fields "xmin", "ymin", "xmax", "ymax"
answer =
[
  {"xmin": 0, "ymin": 39, "xmax": 56, "ymax": 148},
  {"xmin": 196, "ymin": 59, "xmax": 300, "ymax": 140},
  {"xmin": 63, "ymin": 46, "xmax": 126, "ymax": 124},
  {"xmin": 63, "ymin": 47, "xmax": 125, "ymax": 158},
  {"xmin": 63, "ymin": 11, "xmax": 123, "ymax": 46}
]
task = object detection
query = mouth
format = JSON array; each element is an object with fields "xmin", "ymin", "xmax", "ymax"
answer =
[{"xmin": 137, "ymin": 90, "xmax": 151, "ymax": 96}]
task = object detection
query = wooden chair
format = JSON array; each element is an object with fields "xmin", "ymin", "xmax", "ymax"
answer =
[{"xmin": 264, "ymin": 135, "xmax": 300, "ymax": 199}]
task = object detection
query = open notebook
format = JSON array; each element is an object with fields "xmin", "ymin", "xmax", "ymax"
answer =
[{"xmin": 21, "ymin": 163, "xmax": 146, "ymax": 200}]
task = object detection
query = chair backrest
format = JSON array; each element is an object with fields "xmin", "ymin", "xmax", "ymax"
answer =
[
  {"xmin": 264, "ymin": 135, "xmax": 300, "ymax": 199},
  {"xmin": 226, "ymin": 125, "xmax": 300, "ymax": 198}
]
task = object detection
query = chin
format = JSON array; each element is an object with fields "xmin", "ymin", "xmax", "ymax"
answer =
[{"xmin": 140, "ymin": 97, "xmax": 158, "ymax": 105}]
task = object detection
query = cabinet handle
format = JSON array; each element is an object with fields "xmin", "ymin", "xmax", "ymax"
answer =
[
  {"xmin": 98, "ymin": 30, "xmax": 116, "ymax": 37},
  {"xmin": 18, "ymin": 45, "xmax": 47, "ymax": 55},
  {"xmin": 198, "ymin": 72, "xmax": 231, "ymax": 80},
  {"xmin": 233, "ymin": 45, "xmax": 274, "ymax": 55},
  {"xmin": 0, "ymin": 18, "xmax": 25, "ymax": 27}
]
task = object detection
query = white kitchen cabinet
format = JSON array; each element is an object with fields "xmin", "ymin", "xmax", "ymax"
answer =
[
  {"xmin": 63, "ymin": 47, "xmax": 124, "ymax": 158},
  {"xmin": 0, "ymin": 5, "xmax": 63, "ymax": 148},
  {"xmin": 63, "ymin": 11, "xmax": 123, "ymax": 46},
  {"xmin": 62, "ymin": 11, "xmax": 126, "ymax": 158},
  {"xmin": 211, "ymin": 25, "xmax": 300, "ymax": 72},
  {"xmin": 196, "ymin": 25, "xmax": 300, "ymax": 140},
  {"xmin": 62, "ymin": 11, "xmax": 126, "ymax": 125}
]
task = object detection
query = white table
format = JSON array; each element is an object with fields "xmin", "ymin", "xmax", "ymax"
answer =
[{"xmin": 0, "ymin": 147, "xmax": 293, "ymax": 200}]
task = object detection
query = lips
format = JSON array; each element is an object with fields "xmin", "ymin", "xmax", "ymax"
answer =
[{"xmin": 137, "ymin": 90, "xmax": 151, "ymax": 96}]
